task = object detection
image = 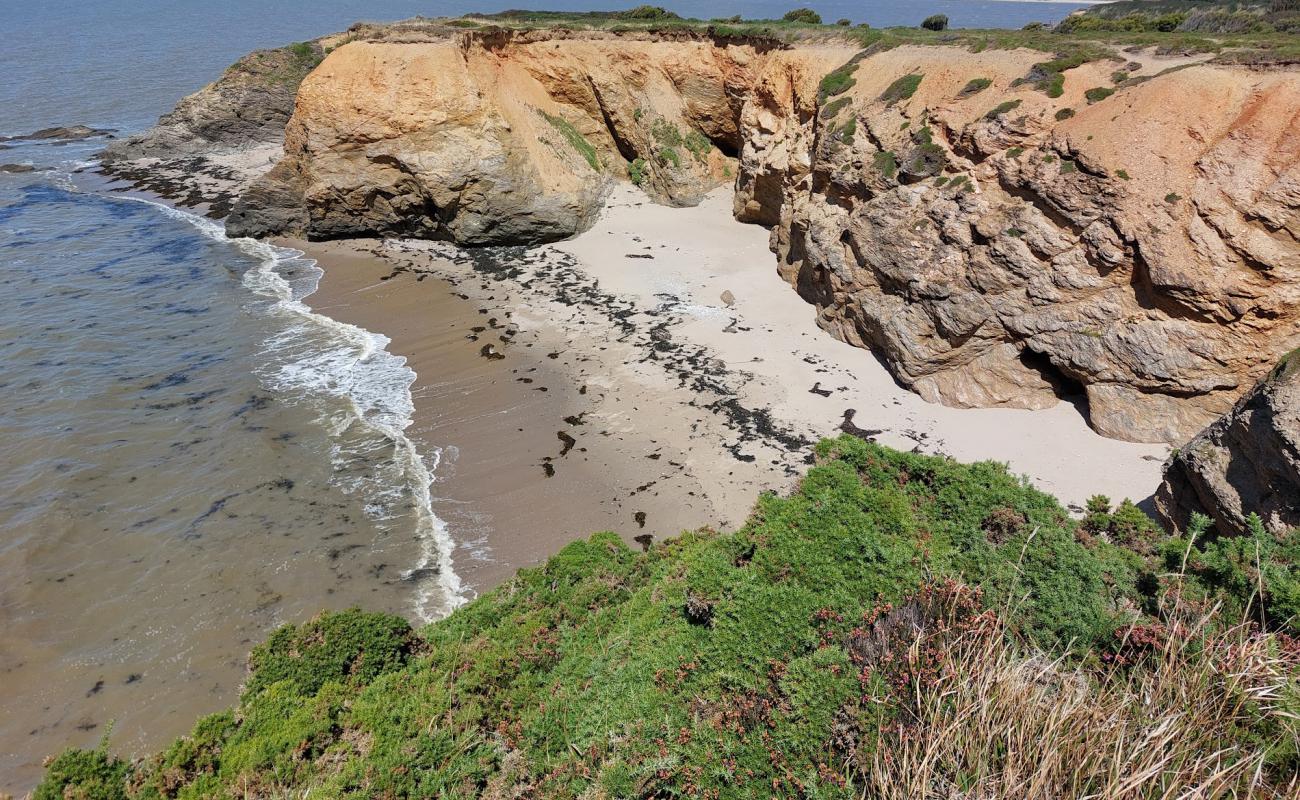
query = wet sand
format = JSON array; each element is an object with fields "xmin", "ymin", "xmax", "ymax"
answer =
[{"xmin": 292, "ymin": 184, "xmax": 1169, "ymax": 599}]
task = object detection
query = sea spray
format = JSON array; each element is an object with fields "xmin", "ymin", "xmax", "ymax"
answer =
[{"xmin": 118, "ymin": 195, "xmax": 466, "ymax": 622}]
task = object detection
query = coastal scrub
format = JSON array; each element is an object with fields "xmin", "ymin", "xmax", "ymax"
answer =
[{"xmin": 38, "ymin": 437, "xmax": 1300, "ymax": 798}]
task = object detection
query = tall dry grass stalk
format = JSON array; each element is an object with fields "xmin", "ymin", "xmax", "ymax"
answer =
[{"xmin": 854, "ymin": 605, "xmax": 1299, "ymax": 799}]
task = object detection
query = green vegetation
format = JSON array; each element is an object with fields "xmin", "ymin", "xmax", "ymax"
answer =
[
  {"xmin": 1060, "ymin": 158, "xmax": 1077, "ymax": 173},
  {"xmin": 36, "ymin": 739, "xmax": 129, "ymax": 800},
  {"xmin": 782, "ymin": 7, "xmax": 822, "ymax": 24},
  {"xmin": 627, "ymin": 157, "xmax": 648, "ymax": 185},
  {"xmin": 1112, "ymin": 69, "xmax": 1130, "ymax": 83},
  {"xmin": 658, "ymin": 146, "xmax": 681, "ymax": 168},
  {"xmin": 921, "ymin": 13, "xmax": 949, "ymax": 31},
  {"xmin": 1116, "ymin": 168, "xmax": 1131, "ymax": 180},
  {"xmin": 960, "ymin": 77, "xmax": 993, "ymax": 96},
  {"xmin": 832, "ymin": 116, "xmax": 857, "ymax": 144},
  {"xmin": 1006, "ymin": 146, "xmax": 1024, "ymax": 158},
  {"xmin": 541, "ymin": 112, "xmax": 601, "ymax": 171},
  {"xmin": 37, "ymin": 437, "xmax": 1300, "ymax": 799},
  {"xmin": 624, "ymin": 5, "xmax": 680, "ymax": 20},
  {"xmin": 873, "ymin": 149, "xmax": 898, "ymax": 178},
  {"xmin": 881, "ymin": 72, "xmax": 923, "ymax": 104},
  {"xmin": 683, "ymin": 129, "xmax": 712, "ymax": 162},
  {"xmin": 1166, "ymin": 192, "xmax": 1182, "ymax": 203},
  {"xmin": 985, "ymin": 98, "xmax": 1023, "ymax": 120},
  {"xmin": 1085, "ymin": 85, "xmax": 1117, "ymax": 103},
  {"xmin": 1056, "ymin": 106, "xmax": 1076, "ymax": 121},
  {"xmin": 1006, "ymin": 227, "xmax": 1026, "ymax": 237},
  {"xmin": 821, "ymin": 96, "xmax": 852, "ymax": 118},
  {"xmin": 818, "ymin": 62, "xmax": 858, "ymax": 101}
]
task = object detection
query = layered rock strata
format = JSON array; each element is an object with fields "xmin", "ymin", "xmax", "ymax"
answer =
[
  {"xmin": 1155, "ymin": 350, "xmax": 1300, "ymax": 537},
  {"xmin": 110, "ymin": 23, "xmax": 1300, "ymax": 445}
]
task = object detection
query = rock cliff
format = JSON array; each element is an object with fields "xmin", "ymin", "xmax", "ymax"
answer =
[
  {"xmin": 776, "ymin": 47, "xmax": 1300, "ymax": 443},
  {"xmin": 1155, "ymin": 349, "xmax": 1300, "ymax": 537},
  {"xmin": 224, "ymin": 26, "xmax": 853, "ymax": 243},
  {"xmin": 110, "ymin": 20, "xmax": 1300, "ymax": 445}
]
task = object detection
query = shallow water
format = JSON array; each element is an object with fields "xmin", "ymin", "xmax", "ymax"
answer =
[{"xmin": 1, "ymin": 0, "xmax": 1091, "ymax": 792}]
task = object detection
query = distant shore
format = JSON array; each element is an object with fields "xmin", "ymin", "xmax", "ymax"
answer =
[{"xmin": 289, "ymin": 184, "xmax": 1168, "ymax": 598}]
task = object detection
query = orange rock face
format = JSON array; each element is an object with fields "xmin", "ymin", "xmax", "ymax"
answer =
[{"xmin": 117, "ymin": 23, "xmax": 1300, "ymax": 445}]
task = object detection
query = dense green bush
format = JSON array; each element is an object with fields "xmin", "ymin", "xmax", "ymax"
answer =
[
  {"xmin": 881, "ymin": 72, "xmax": 924, "ymax": 104},
  {"xmin": 244, "ymin": 608, "xmax": 418, "ymax": 697},
  {"xmin": 1085, "ymin": 85, "xmax": 1116, "ymax": 103},
  {"xmin": 38, "ymin": 437, "xmax": 1299, "ymax": 798},
  {"xmin": 818, "ymin": 62, "xmax": 859, "ymax": 100},
  {"xmin": 782, "ymin": 7, "xmax": 822, "ymax": 24},
  {"xmin": 35, "ymin": 746, "xmax": 129, "ymax": 800},
  {"xmin": 960, "ymin": 77, "xmax": 993, "ymax": 96},
  {"xmin": 921, "ymin": 13, "xmax": 949, "ymax": 31},
  {"xmin": 623, "ymin": 5, "xmax": 680, "ymax": 20}
]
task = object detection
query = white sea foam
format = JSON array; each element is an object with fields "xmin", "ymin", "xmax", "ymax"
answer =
[{"xmin": 116, "ymin": 196, "xmax": 466, "ymax": 622}]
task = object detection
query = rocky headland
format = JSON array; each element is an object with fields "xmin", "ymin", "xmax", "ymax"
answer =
[{"xmin": 103, "ymin": 17, "xmax": 1300, "ymax": 454}]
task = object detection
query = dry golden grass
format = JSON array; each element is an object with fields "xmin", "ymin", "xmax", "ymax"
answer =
[{"xmin": 852, "ymin": 602, "xmax": 1300, "ymax": 799}]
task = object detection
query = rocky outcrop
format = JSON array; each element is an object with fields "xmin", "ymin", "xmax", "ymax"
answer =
[
  {"xmin": 116, "ymin": 22, "xmax": 1300, "ymax": 445},
  {"xmin": 776, "ymin": 47, "xmax": 1300, "ymax": 442},
  {"xmin": 1155, "ymin": 350, "xmax": 1300, "ymax": 537},
  {"xmin": 100, "ymin": 41, "xmax": 329, "ymax": 215},
  {"xmin": 226, "ymin": 27, "xmax": 852, "ymax": 243}
]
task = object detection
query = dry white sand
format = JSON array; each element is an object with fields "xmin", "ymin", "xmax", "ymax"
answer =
[
  {"xmin": 306, "ymin": 183, "xmax": 1168, "ymax": 592},
  {"xmin": 552, "ymin": 186, "xmax": 1169, "ymax": 509}
]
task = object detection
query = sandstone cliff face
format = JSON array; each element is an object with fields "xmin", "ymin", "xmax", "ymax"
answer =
[
  {"xmin": 115, "ymin": 24, "xmax": 1300, "ymax": 447},
  {"xmin": 1155, "ymin": 350, "xmax": 1300, "ymax": 537},
  {"xmin": 226, "ymin": 28, "xmax": 853, "ymax": 243},
  {"xmin": 100, "ymin": 42, "xmax": 330, "ymax": 214},
  {"xmin": 775, "ymin": 47, "xmax": 1300, "ymax": 443}
]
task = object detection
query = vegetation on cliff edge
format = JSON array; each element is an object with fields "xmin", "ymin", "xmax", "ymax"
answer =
[{"xmin": 37, "ymin": 437, "xmax": 1300, "ymax": 799}]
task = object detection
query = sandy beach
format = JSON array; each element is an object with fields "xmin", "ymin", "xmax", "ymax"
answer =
[{"xmin": 293, "ymin": 184, "xmax": 1168, "ymax": 600}]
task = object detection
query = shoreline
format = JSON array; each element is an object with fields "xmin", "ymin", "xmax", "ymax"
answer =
[{"xmin": 290, "ymin": 184, "xmax": 1168, "ymax": 599}]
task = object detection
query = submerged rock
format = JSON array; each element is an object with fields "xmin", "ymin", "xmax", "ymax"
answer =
[{"xmin": 1155, "ymin": 350, "xmax": 1300, "ymax": 538}]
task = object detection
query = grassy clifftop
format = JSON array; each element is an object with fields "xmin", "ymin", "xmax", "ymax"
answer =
[{"xmin": 37, "ymin": 438, "xmax": 1300, "ymax": 798}]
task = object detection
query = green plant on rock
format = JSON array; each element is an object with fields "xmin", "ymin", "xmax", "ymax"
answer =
[
  {"xmin": 1116, "ymin": 169, "xmax": 1131, "ymax": 180},
  {"xmin": 819, "ymin": 62, "xmax": 859, "ymax": 101},
  {"xmin": 627, "ymin": 157, "xmax": 648, "ymax": 185},
  {"xmin": 683, "ymin": 129, "xmax": 711, "ymax": 162},
  {"xmin": 985, "ymin": 99, "xmax": 1022, "ymax": 120},
  {"xmin": 658, "ymin": 147, "xmax": 681, "ymax": 168},
  {"xmin": 1085, "ymin": 86, "xmax": 1116, "ymax": 103},
  {"xmin": 881, "ymin": 72, "xmax": 924, "ymax": 104},
  {"xmin": 542, "ymin": 111, "xmax": 601, "ymax": 171},
  {"xmin": 1056, "ymin": 107, "xmax": 1076, "ymax": 121},
  {"xmin": 873, "ymin": 149, "xmax": 898, "ymax": 178},
  {"xmin": 960, "ymin": 77, "xmax": 993, "ymax": 96},
  {"xmin": 822, "ymin": 96, "xmax": 852, "ymax": 118}
]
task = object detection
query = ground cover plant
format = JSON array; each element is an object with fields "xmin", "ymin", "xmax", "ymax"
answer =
[{"xmin": 38, "ymin": 437, "xmax": 1300, "ymax": 799}]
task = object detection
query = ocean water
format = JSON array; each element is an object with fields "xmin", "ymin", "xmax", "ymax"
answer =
[{"xmin": 0, "ymin": 0, "xmax": 1091, "ymax": 792}]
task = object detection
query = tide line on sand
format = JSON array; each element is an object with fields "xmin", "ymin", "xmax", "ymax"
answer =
[{"xmin": 114, "ymin": 193, "xmax": 467, "ymax": 623}]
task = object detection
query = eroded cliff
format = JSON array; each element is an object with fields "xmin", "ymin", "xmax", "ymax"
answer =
[{"xmin": 107, "ymin": 20, "xmax": 1300, "ymax": 447}]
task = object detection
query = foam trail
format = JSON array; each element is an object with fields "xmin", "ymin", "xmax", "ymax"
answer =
[{"xmin": 116, "ymin": 195, "xmax": 466, "ymax": 622}]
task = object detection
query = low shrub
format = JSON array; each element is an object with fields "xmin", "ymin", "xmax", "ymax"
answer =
[
  {"xmin": 960, "ymin": 77, "xmax": 993, "ymax": 96},
  {"xmin": 244, "ymin": 608, "xmax": 418, "ymax": 697},
  {"xmin": 819, "ymin": 62, "xmax": 859, "ymax": 100},
  {"xmin": 1056, "ymin": 107, "xmax": 1076, "ymax": 121},
  {"xmin": 1085, "ymin": 86, "xmax": 1116, "ymax": 103},
  {"xmin": 921, "ymin": 13, "xmax": 949, "ymax": 31},
  {"xmin": 985, "ymin": 99, "xmax": 1022, "ymax": 120},
  {"xmin": 782, "ymin": 7, "xmax": 821, "ymax": 24},
  {"xmin": 881, "ymin": 72, "xmax": 924, "ymax": 104},
  {"xmin": 627, "ymin": 157, "xmax": 648, "ymax": 185}
]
